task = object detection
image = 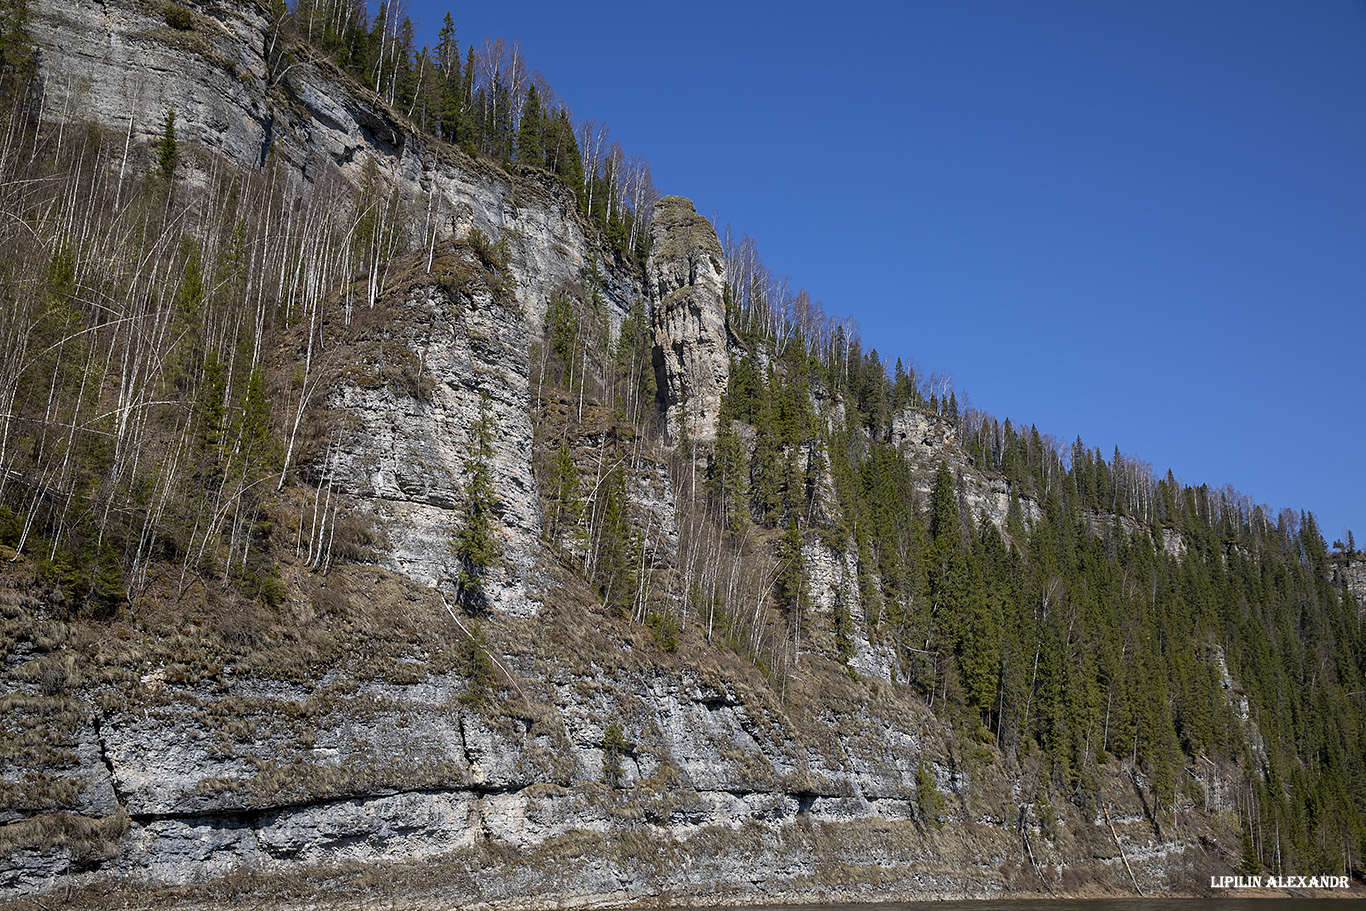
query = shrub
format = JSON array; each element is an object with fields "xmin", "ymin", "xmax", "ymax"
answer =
[
  {"xmin": 647, "ymin": 609, "xmax": 679, "ymax": 653},
  {"xmin": 459, "ymin": 622, "xmax": 493, "ymax": 706},
  {"xmin": 164, "ymin": 3, "xmax": 194, "ymax": 30},
  {"xmin": 915, "ymin": 760, "xmax": 945, "ymax": 826},
  {"xmin": 601, "ymin": 721, "xmax": 632, "ymax": 787}
]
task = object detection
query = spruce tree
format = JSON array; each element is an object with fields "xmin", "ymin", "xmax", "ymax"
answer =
[
  {"xmin": 778, "ymin": 517, "xmax": 809, "ymax": 642},
  {"xmin": 454, "ymin": 396, "xmax": 500, "ymax": 606},
  {"xmin": 592, "ymin": 469, "xmax": 636, "ymax": 615},
  {"xmin": 236, "ymin": 367, "xmax": 277, "ymax": 471},
  {"xmin": 709, "ymin": 413, "xmax": 748, "ymax": 528},
  {"xmin": 517, "ymin": 83, "xmax": 544, "ymax": 167},
  {"xmin": 547, "ymin": 440, "xmax": 584, "ymax": 544},
  {"xmin": 915, "ymin": 760, "xmax": 945, "ymax": 825},
  {"xmin": 547, "ymin": 108, "xmax": 584, "ymax": 199},
  {"xmin": 0, "ymin": 0, "xmax": 35, "ymax": 101},
  {"xmin": 157, "ymin": 109, "xmax": 178, "ymax": 181},
  {"xmin": 433, "ymin": 15, "xmax": 461, "ymax": 142}
]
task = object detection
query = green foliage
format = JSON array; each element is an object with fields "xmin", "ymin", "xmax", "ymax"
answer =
[
  {"xmin": 196, "ymin": 352, "xmax": 228, "ymax": 458},
  {"xmin": 708, "ymin": 413, "xmax": 748, "ymax": 529},
  {"xmin": 545, "ymin": 291, "xmax": 578, "ymax": 387},
  {"xmin": 453, "ymin": 396, "xmax": 501, "ymax": 607},
  {"xmin": 0, "ymin": 505, "xmax": 21, "ymax": 547},
  {"xmin": 831, "ymin": 589, "xmax": 855, "ymax": 663},
  {"xmin": 235, "ymin": 367, "xmax": 277, "ymax": 470},
  {"xmin": 156, "ymin": 109, "xmax": 178, "ymax": 181},
  {"xmin": 516, "ymin": 83, "xmax": 544, "ymax": 166},
  {"xmin": 647, "ymin": 608, "xmax": 680, "ymax": 653},
  {"xmin": 545, "ymin": 441, "xmax": 584, "ymax": 544},
  {"xmin": 612, "ymin": 295, "xmax": 655, "ymax": 422},
  {"xmin": 164, "ymin": 3, "xmax": 194, "ymax": 30},
  {"xmin": 459, "ymin": 621, "xmax": 494, "ymax": 705},
  {"xmin": 591, "ymin": 468, "xmax": 638, "ymax": 616},
  {"xmin": 915, "ymin": 760, "xmax": 945, "ymax": 825},
  {"xmin": 0, "ymin": 0, "xmax": 35, "ymax": 101},
  {"xmin": 466, "ymin": 226, "xmax": 509, "ymax": 274},
  {"xmin": 231, "ymin": 515, "xmax": 284, "ymax": 607},
  {"xmin": 777, "ymin": 518, "xmax": 809, "ymax": 636},
  {"xmin": 601, "ymin": 721, "xmax": 632, "ymax": 786},
  {"xmin": 281, "ymin": 4, "xmax": 653, "ymax": 261}
]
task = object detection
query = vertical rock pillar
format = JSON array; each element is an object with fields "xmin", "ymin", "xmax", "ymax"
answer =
[{"xmin": 647, "ymin": 196, "xmax": 730, "ymax": 444}]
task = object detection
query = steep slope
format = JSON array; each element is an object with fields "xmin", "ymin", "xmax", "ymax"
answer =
[{"xmin": 2, "ymin": 0, "xmax": 1363, "ymax": 907}]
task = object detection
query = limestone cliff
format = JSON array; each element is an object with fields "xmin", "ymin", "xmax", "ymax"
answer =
[
  {"xmin": 0, "ymin": 0, "xmax": 1314, "ymax": 907},
  {"xmin": 27, "ymin": 0, "xmax": 640, "ymax": 335}
]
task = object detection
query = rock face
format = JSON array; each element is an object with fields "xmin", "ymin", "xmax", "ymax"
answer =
[
  {"xmin": 4, "ymin": 1, "xmax": 1277, "ymax": 907},
  {"xmin": 890, "ymin": 407, "xmax": 1043, "ymax": 533},
  {"xmin": 648, "ymin": 196, "xmax": 731, "ymax": 443},
  {"xmin": 325, "ymin": 277, "xmax": 543, "ymax": 616},
  {"xmin": 28, "ymin": 0, "xmax": 640, "ymax": 336},
  {"xmin": 1335, "ymin": 557, "xmax": 1366, "ymax": 608},
  {"xmin": 27, "ymin": 0, "xmax": 657, "ymax": 613},
  {"xmin": 4, "ymin": 542, "xmax": 1197, "ymax": 905},
  {"xmin": 28, "ymin": 0, "xmax": 273, "ymax": 170}
]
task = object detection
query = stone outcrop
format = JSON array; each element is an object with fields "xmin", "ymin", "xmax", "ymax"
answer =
[
  {"xmin": 1334, "ymin": 557, "xmax": 1366, "ymax": 608},
  {"xmin": 2, "ymin": 1, "xmax": 1299, "ymax": 907},
  {"xmin": 890, "ymin": 407, "xmax": 1043, "ymax": 532},
  {"xmin": 28, "ymin": 0, "xmax": 641, "ymax": 337},
  {"xmin": 324, "ymin": 277, "xmax": 543, "ymax": 616},
  {"xmin": 4, "ymin": 541, "xmax": 1214, "ymax": 904},
  {"xmin": 648, "ymin": 197, "xmax": 731, "ymax": 443}
]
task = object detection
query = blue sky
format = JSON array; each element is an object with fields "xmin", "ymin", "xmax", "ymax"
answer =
[{"xmin": 403, "ymin": 0, "xmax": 1366, "ymax": 544}]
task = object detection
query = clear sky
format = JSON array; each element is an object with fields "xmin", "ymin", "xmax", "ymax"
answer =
[{"xmin": 402, "ymin": 0, "xmax": 1366, "ymax": 544}]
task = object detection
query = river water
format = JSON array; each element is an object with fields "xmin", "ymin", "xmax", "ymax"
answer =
[{"xmin": 666, "ymin": 901, "xmax": 1365, "ymax": 911}]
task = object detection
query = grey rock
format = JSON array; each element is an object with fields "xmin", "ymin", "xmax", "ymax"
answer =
[{"xmin": 648, "ymin": 197, "xmax": 731, "ymax": 443}]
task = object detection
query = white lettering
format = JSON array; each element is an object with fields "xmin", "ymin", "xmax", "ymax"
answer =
[{"xmin": 1210, "ymin": 872, "xmax": 1347, "ymax": 890}]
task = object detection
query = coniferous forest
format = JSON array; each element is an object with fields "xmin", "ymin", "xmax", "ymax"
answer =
[{"xmin": 0, "ymin": 0, "xmax": 1363, "ymax": 895}]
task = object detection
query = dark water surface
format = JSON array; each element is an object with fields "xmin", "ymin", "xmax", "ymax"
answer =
[{"xmin": 667, "ymin": 901, "xmax": 1366, "ymax": 911}]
